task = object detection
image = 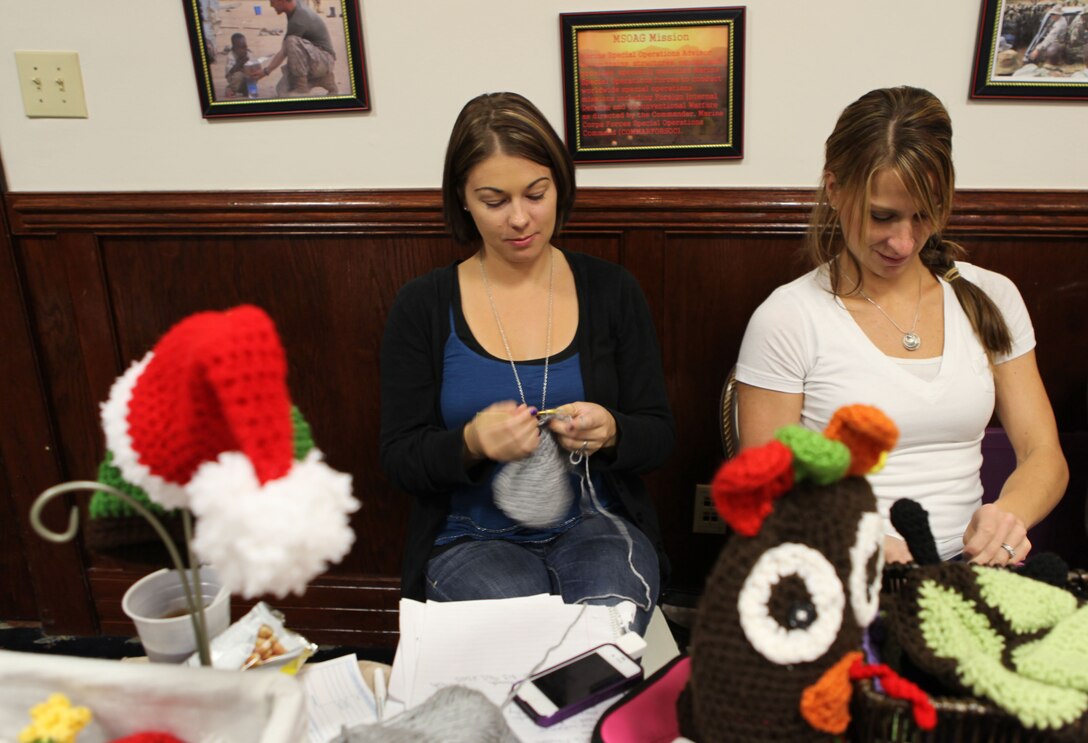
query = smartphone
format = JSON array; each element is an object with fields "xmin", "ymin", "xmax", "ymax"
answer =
[{"xmin": 512, "ymin": 643, "xmax": 643, "ymax": 727}]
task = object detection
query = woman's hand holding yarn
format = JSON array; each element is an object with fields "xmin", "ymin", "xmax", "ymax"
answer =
[
  {"xmin": 548, "ymin": 402, "xmax": 618, "ymax": 455},
  {"xmin": 464, "ymin": 402, "xmax": 541, "ymax": 463}
]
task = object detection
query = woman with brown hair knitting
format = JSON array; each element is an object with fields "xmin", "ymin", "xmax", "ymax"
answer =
[
  {"xmin": 735, "ymin": 86, "xmax": 1067, "ymax": 566},
  {"xmin": 379, "ymin": 92, "xmax": 673, "ymax": 634}
]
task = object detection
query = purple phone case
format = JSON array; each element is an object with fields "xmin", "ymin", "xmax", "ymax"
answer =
[{"xmin": 513, "ymin": 645, "xmax": 643, "ymax": 727}]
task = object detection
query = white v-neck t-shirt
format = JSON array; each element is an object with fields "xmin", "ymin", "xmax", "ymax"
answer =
[{"xmin": 736, "ymin": 261, "xmax": 1035, "ymax": 559}]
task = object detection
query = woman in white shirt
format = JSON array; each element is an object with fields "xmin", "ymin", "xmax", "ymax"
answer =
[{"xmin": 736, "ymin": 86, "xmax": 1067, "ymax": 565}]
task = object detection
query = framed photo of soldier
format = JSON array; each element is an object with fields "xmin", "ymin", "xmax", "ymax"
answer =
[
  {"xmin": 971, "ymin": 0, "xmax": 1088, "ymax": 100},
  {"xmin": 183, "ymin": 0, "xmax": 370, "ymax": 118},
  {"xmin": 560, "ymin": 7, "xmax": 745, "ymax": 163}
]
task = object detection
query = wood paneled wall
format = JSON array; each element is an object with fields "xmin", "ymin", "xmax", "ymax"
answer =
[{"xmin": 3, "ymin": 188, "xmax": 1086, "ymax": 648}]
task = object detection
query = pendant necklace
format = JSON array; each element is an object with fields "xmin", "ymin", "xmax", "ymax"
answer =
[
  {"xmin": 479, "ymin": 248, "xmax": 554, "ymax": 408},
  {"xmin": 858, "ymin": 270, "xmax": 923, "ymax": 352}
]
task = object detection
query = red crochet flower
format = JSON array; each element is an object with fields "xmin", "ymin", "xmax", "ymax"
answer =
[
  {"xmin": 711, "ymin": 440, "xmax": 794, "ymax": 537},
  {"xmin": 111, "ymin": 733, "xmax": 187, "ymax": 743}
]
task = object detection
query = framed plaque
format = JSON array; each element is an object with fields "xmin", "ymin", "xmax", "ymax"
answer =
[
  {"xmin": 560, "ymin": 7, "xmax": 745, "ymax": 163},
  {"xmin": 182, "ymin": 0, "xmax": 370, "ymax": 118},
  {"xmin": 971, "ymin": 0, "xmax": 1088, "ymax": 101}
]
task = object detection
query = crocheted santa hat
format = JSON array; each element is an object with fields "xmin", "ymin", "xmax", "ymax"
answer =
[{"xmin": 100, "ymin": 305, "xmax": 358, "ymax": 598}]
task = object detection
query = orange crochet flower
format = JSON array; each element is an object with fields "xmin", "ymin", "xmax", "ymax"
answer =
[
  {"xmin": 824, "ymin": 405, "xmax": 899, "ymax": 476},
  {"xmin": 711, "ymin": 440, "xmax": 794, "ymax": 537}
]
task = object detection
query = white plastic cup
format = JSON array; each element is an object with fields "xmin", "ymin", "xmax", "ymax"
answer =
[{"xmin": 122, "ymin": 566, "xmax": 231, "ymax": 663}]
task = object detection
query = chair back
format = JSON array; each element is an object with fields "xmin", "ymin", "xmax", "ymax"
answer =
[{"xmin": 719, "ymin": 365, "xmax": 740, "ymax": 459}]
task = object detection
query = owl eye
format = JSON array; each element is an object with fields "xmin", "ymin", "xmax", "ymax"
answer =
[
  {"xmin": 787, "ymin": 600, "xmax": 817, "ymax": 629},
  {"xmin": 737, "ymin": 543, "xmax": 845, "ymax": 665},
  {"xmin": 848, "ymin": 512, "xmax": 885, "ymax": 627}
]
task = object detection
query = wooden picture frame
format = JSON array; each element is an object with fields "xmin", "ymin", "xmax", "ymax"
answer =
[
  {"xmin": 183, "ymin": 0, "xmax": 370, "ymax": 118},
  {"xmin": 560, "ymin": 7, "xmax": 745, "ymax": 163},
  {"xmin": 971, "ymin": 0, "xmax": 1088, "ymax": 101}
]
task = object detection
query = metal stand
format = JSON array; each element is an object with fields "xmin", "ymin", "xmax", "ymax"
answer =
[{"xmin": 29, "ymin": 481, "xmax": 212, "ymax": 666}]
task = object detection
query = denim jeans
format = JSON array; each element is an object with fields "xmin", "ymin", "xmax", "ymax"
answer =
[{"xmin": 424, "ymin": 514, "xmax": 660, "ymax": 634}]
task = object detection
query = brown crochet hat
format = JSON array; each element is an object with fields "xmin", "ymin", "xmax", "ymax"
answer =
[{"xmin": 679, "ymin": 406, "xmax": 897, "ymax": 741}]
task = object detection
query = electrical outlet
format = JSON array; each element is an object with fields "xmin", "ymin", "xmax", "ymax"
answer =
[
  {"xmin": 15, "ymin": 51, "xmax": 88, "ymax": 118},
  {"xmin": 692, "ymin": 483, "xmax": 726, "ymax": 535}
]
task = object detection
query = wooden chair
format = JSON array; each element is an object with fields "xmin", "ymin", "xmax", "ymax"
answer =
[{"xmin": 719, "ymin": 365, "xmax": 740, "ymax": 459}]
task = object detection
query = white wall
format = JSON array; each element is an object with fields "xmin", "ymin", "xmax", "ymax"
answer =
[{"xmin": 1, "ymin": 0, "xmax": 1085, "ymax": 192}]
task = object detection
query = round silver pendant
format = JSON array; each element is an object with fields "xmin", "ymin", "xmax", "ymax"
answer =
[{"xmin": 902, "ymin": 333, "xmax": 921, "ymax": 351}]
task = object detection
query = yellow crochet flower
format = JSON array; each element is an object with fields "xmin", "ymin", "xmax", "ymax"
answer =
[{"xmin": 19, "ymin": 693, "xmax": 92, "ymax": 743}]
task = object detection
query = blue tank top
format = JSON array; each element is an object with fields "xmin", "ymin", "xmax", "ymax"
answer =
[{"xmin": 437, "ymin": 304, "xmax": 612, "ymax": 545}]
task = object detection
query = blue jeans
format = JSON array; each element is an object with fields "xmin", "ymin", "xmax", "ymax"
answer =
[{"xmin": 424, "ymin": 514, "xmax": 660, "ymax": 634}]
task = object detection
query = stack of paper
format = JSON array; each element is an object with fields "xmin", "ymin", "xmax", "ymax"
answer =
[{"xmin": 389, "ymin": 594, "xmax": 636, "ymax": 742}]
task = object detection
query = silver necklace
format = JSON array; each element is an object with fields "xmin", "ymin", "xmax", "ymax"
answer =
[
  {"xmin": 479, "ymin": 249, "xmax": 554, "ymax": 408},
  {"xmin": 858, "ymin": 272, "xmax": 923, "ymax": 352}
]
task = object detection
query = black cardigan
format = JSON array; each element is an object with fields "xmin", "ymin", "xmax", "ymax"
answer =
[{"xmin": 379, "ymin": 250, "xmax": 674, "ymax": 600}]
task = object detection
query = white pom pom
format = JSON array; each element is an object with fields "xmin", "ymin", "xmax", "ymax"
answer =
[
  {"xmin": 187, "ymin": 450, "xmax": 358, "ymax": 598},
  {"xmin": 100, "ymin": 351, "xmax": 190, "ymax": 510}
]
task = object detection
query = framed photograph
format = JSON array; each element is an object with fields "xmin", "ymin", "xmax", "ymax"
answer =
[
  {"xmin": 971, "ymin": 0, "xmax": 1088, "ymax": 100},
  {"xmin": 182, "ymin": 0, "xmax": 369, "ymax": 118},
  {"xmin": 560, "ymin": 7, "xmax": 744, "ymax": 163}
]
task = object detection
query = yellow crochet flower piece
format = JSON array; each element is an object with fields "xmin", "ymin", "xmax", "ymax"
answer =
[{"xmin": 19, "ymin": 693, "xmax": 92, "ymax": 743}]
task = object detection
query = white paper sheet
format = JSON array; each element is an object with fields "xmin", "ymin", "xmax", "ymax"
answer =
[
  {"xmin": 390, "ymin": 595, "xmax": 649, "ymax": 743},
  {"xmin": 298, "ymin": 654, "xmax": 377, "ymax": 743}
]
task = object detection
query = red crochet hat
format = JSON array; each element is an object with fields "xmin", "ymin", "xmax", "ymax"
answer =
[
  {"xmin": 102, "ymin": 305, "xmax": 292, "ymax": 508},
  {"xmin": 101, "ymin": 305, "xmax": 358, "ymax": 598}
]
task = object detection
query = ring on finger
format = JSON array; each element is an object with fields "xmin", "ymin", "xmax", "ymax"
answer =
[{"xmin": 1001, "ymin": 543, "xmax": 1016, "ymax": 561}]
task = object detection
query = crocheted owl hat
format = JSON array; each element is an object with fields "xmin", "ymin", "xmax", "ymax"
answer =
[
  {"xmin": 885, "ymin": 500, "xmax": 1088, "ymax": 737},
  {"xmin": 679, "ymin": 405, "xmax": 935, "ymax": 741},
  {"xmin": 99, "ymin": 305, "xmax": 359, "ymax": 598}
]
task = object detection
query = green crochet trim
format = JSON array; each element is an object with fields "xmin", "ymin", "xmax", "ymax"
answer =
[
  {"xmin": 91, "ymin": 405, "xmax": 317, "ymax": 519},
  {"xmin": 1013, "ymin": 605, "xmax": 1088, "ymax": 692},
  {"xmin": 919, "ymin": 579, "xmax": 1088, "ymax": 728},
  {"xmin": 974, "ymin": 565, "xmax": 1078, "ymax": 634},
  {"xmin": 291, "ymin": 404, "xmax": 315, "ymax": 459},
  {"xmin": 89, "ymin": 450, "xmax": 169, "ymax": 519},
  {"xmin": 774, "ymin": 424, "xmax": 850, "ymax": 485}
]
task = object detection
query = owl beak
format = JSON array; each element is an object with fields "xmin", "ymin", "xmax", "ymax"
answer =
[{"xmin": 799, "ymin": 650, "xmax": 863, "ymax": 734}]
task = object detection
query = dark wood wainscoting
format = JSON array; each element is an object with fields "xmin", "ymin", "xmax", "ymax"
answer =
[{"xmin": 3, "ymin": 188, "xmax": 1086, "ymax": 647}]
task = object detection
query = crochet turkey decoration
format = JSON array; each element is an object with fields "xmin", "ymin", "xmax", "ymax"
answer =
[{"xmin": 679, "ymin": 405, "xmax": 930, "ymax": 741}]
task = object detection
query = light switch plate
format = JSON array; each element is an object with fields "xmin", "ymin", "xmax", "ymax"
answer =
[
  {"xmin": 692, "ymin": 483, "xmax": 726, "ymax": 535},
  {"xmin": 15, "ymin": 51, "xmax": 88, "ymax": 118}
]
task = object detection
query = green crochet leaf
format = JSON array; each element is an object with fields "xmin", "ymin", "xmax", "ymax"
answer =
[
  {"xmin": 919, "ymin": 579, "xmax": 1088, "ymax": 729},
  {"xmin": 1013, "ymin": 604, "xmax": 1088, "ymax": 692},
  {"xmin": 974, "ymin": 565, "xmax": 1078, "ymax": 634},
  {"xmin": 774, "ymin": 425, "xmax": 850, "ymax": 485}
]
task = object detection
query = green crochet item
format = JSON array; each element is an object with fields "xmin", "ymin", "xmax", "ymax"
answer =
[
  {"xmin": 891, "ymin": 562, "xmax": 1088, "ymax": 732},
  {"xmin": 774, "ymin": 425, "xmax": 850, "ymax": 485},
  {"xmin": 90, "ymin": 450, "xmax": 171, "ymax": 519},
  {"xmin": 291, "ymin": 404, "xmax": 315, "ymax": 460},
  {"xmin": 974, "ymin": 565, "xmax": 1078, "ymax": 634}
]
